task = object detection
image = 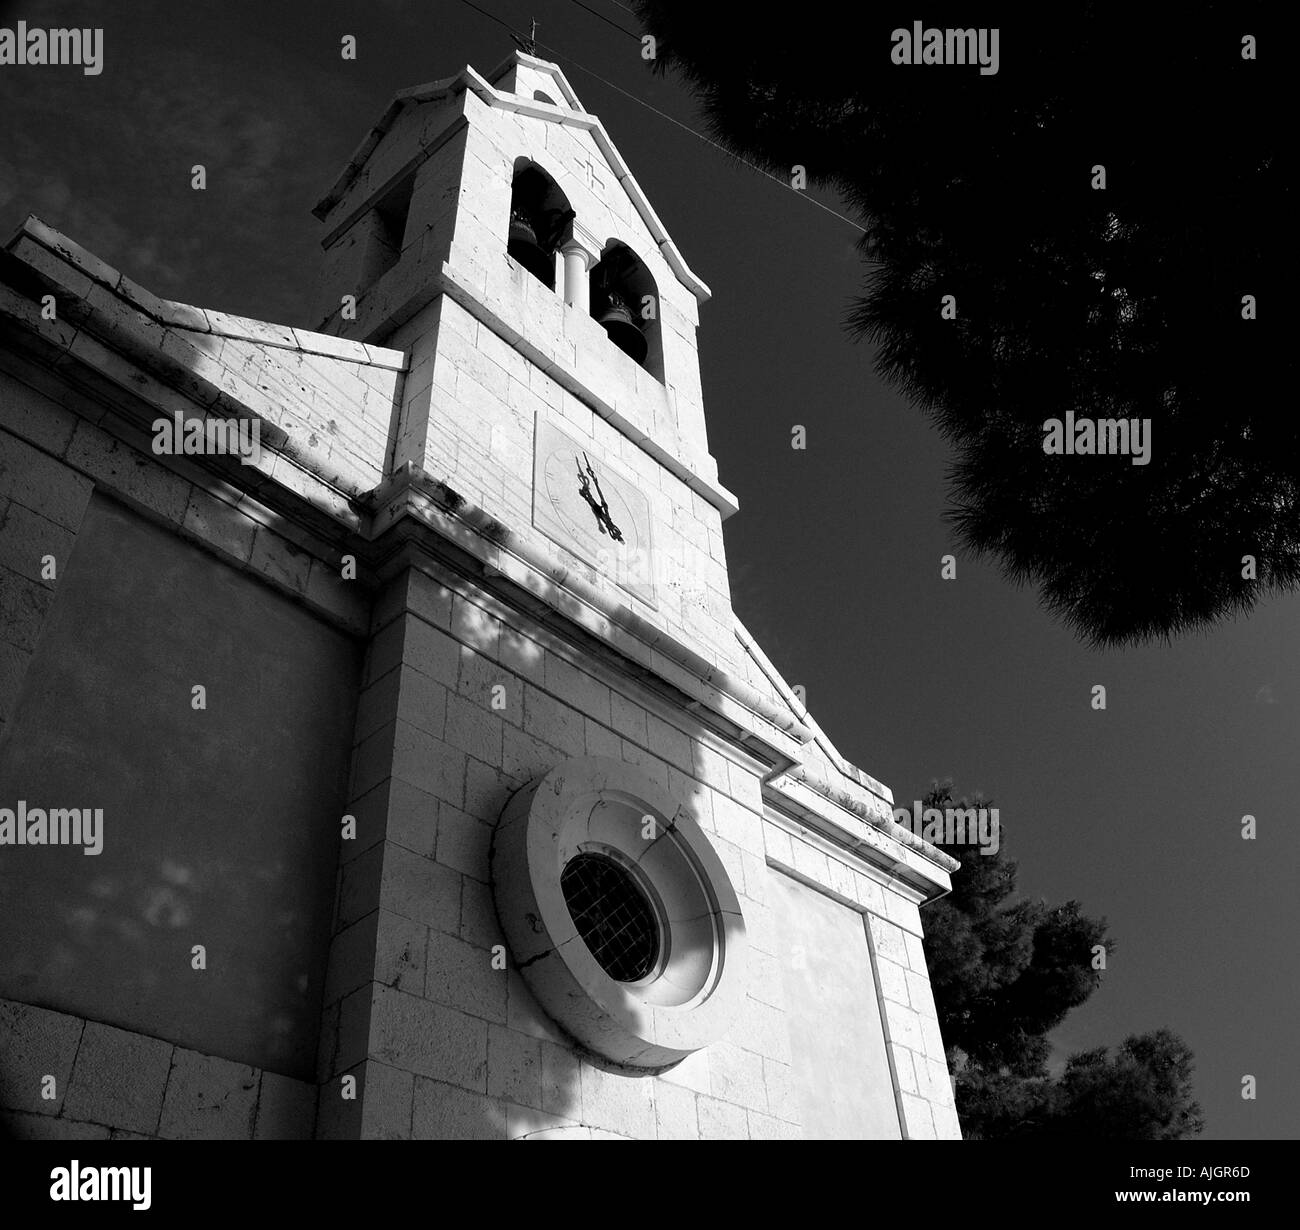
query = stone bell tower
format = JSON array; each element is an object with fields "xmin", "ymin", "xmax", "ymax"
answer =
[
  {"xmin": 305, "ymin": 51, "xmax": 961, "ymax": 1140},
  {"xmin": 310, "ymin": 52, "xmax": 737, "ymax": 661}
]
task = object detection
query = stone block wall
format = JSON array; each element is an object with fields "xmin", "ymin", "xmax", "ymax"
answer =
[
  {"xmin": 764, "ymin": 824, "xmax": 961, "ymax": 1139},
  {"xmin": 384, "ymin": 293, "xmax": 738, "ymax": 674},
  {"xmin": 453, "ymin": 92, "xmax": 712, "ymax": 473},
  {"xmin": 0, "ymin": 318, "xmax": 375, "ymax": 643},
  {"xmin": 319, "ymin": 563, "xmax": 807, "ymax": 1139},
  {"xmin": 0, "ymin": 408, "xmax": 92, "ymax": 743},
  {"xmin": 311, "ymin": 68, "xmax": 721, "ymax": 506},
  {"xmin": 0, "ymin": 351, "xmax": 366, "ymax": 1132},
  {"xmin": 5, "ymin": 221, "xmax": 406, "ymax": 505},
  {"xmin": 0, "ymin": 999, "xmax": 315, "ymax": 1140}
]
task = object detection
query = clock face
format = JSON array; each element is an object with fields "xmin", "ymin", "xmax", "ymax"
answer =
[{"xmin": 533, "ymin": 416, "xmax": 656, "ymax": 606}]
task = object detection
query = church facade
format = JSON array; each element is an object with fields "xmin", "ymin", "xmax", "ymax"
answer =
[{"xmin": 0, "ymin": 52, "xmax": 961, "ymax": 1140}]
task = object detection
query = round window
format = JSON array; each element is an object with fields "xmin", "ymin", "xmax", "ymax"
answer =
[
  {"xmin": 560, "ymin": 852, "xmax": 661, "ymax": 983},
  {"xmin": 491, "ymin": 756, "xmax": 749, "ymax": 1069}
]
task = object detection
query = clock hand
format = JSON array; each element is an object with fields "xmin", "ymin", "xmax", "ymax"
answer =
[
  {"xmin": 576, "ymin": 456, "xmax": 594, "ymax": 504},
  {"xmin": 585, "ymin": 455, "xmax": 608, "ymax": 510},
  {"xmin": 575, "ymin": 457, "xmax": 608, "ymax": 532},
  {"xmin": 581, "ymin": 453, "xmax": 624, "ymax": 542}
]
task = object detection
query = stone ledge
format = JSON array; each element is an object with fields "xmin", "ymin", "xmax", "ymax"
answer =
[{"xmin": 765, "ymin": 776, "xmax": 957, "ymax": 902}]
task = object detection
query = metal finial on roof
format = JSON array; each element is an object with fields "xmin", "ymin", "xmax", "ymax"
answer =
[{"xmin": 511, "ymin": 18, "xmax": 539, "ymax": 56}]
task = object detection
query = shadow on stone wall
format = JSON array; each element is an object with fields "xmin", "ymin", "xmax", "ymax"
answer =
[{"xmin": 0, "ymin": 496, "xmax": 357, "ymax": 1085}]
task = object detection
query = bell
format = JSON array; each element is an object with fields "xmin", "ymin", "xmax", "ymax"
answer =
[
  {"xmin": 596, "ymin": 292, "xmax": 648, "ymax": 365},
  {"xmin": 507, "ymin": 208, "xmax": 555, "ymax": 286}
]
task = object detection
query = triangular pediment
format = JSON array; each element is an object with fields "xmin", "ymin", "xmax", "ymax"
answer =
[{"xmin": 313, "ymin": 52, "xmax": 709, "ymax": 305}]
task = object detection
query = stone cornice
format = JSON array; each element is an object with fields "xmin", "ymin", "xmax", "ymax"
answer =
[{"xmin": 366, "ymin": 463, "xmax": 809, "ymax": 757}]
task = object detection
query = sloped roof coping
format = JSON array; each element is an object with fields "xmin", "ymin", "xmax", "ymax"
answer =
[
  {"xmin": 734, "ymin": 618, "xmax": 960, "ymax": 877},
  {"xmin": 6, "ymin": 215, "xmax": 407, "ymax": 372},
  {"xmin": 735, "ymin": 618, "xmax": 892, "ymax": 800}
]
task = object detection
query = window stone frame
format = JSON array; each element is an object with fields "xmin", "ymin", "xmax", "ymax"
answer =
[{"xmin": 491, "ymin": 755, "xmax": 749, "ymax": 1069}]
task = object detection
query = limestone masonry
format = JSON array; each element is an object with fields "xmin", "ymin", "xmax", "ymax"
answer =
[{"xmin": 0, "ymin": 52, "xmax": 960, "ymax": 1140}]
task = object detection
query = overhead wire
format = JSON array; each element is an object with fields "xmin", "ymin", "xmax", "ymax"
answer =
[
  {"xmin": 451, "ymin": 0, "xmax": 866, "ymax": 233},
  {"xmin": 566, "ymin": 0, "xmax": 640, "ymax": 41}
]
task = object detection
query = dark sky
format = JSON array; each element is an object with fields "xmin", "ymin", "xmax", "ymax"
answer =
[{"xmin": 2, "ymin": 0, "xmax": 1295, "ymax": 1139}]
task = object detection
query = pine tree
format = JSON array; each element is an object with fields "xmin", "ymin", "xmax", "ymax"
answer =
[
  {"xmin": 917, "ymin": 782, "xmax": 1203, "ymax": 1137},
  {"xmin": 635, "ymin": 2, "xmax": 1293, "ymax": 645}
]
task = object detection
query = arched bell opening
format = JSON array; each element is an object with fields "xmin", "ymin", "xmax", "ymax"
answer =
[
  {"xmin": 589, "ymin": 242, "xmax": 664, "ymax": 381},
  {"xmin": 507, "ymin": 160, "xmax": 575, "ymax": 291}
]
